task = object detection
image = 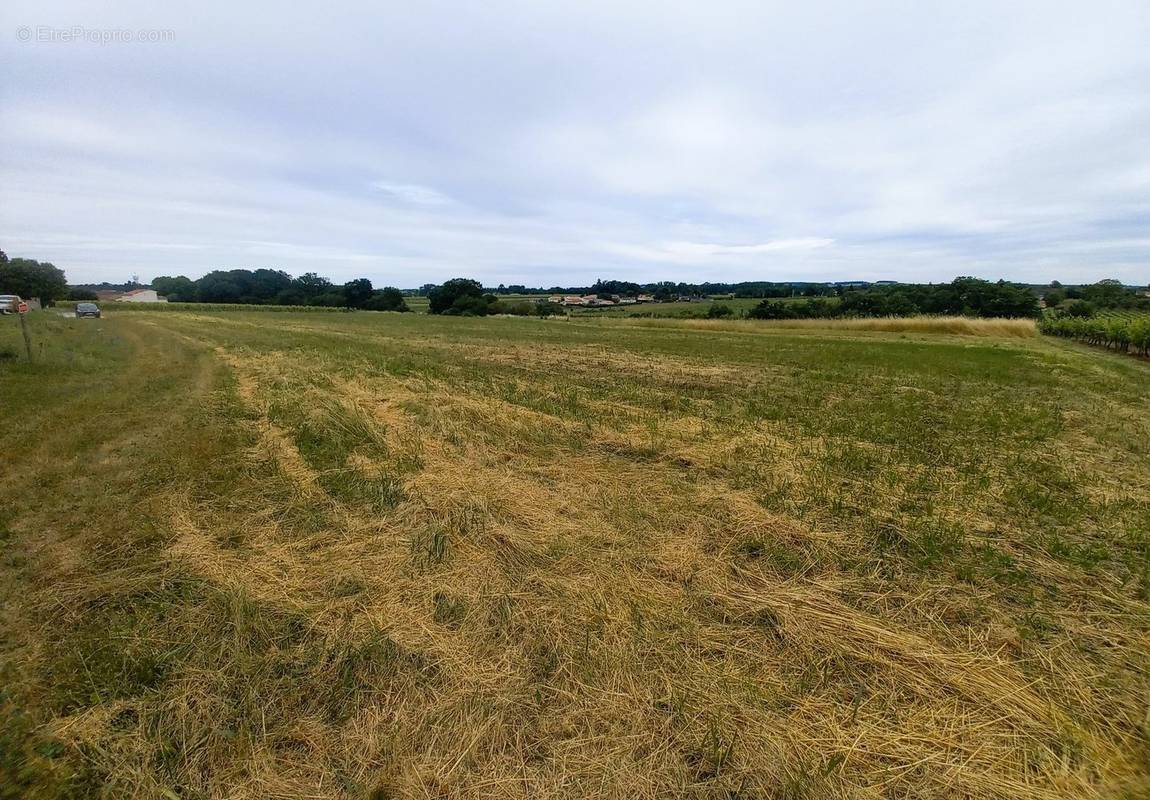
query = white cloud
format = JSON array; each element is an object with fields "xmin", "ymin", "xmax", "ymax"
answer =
[
  {"xmin": 605, "ymin": 238, "xmax": 835, "ymax": 264},
  {"xmin": 369, "ymin": 182, "xmax": 453, "ymax": 206},
  {"xmin": 1, "ymin": 0, "xmax": 1148, "ymax": 285}
]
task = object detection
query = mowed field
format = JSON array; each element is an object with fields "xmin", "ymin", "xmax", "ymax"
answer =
[{"xmin": 2, "ymin": 310, "xmax": 1149, "ymax": 799}]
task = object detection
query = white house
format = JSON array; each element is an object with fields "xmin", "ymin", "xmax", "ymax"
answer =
[{"xmin": 115, "ymin": 289, "xmax": 168, "ymax": 303}]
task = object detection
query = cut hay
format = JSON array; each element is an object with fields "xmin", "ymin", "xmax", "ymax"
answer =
[
  {"xmin": 2, "ymin": 310, "xmax": 1146, "ymax": 800},
  {"xmin": 617, "ymin": 315, "xmax": 1039, "ymax": 337}
]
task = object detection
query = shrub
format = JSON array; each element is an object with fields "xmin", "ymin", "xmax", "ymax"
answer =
[
  {"xmin": 362, "ymin": 287, "xmax": 410, "ymax": 312},
  {"xmin": 534, "ymin": 302, "xmax": 566, "ymax": 318},
  {"xmin": 428, "ymin": 279, "xmax": 486, "ymax": 315},
  {"xmin": 1059, "ymin": 299, "xmax": 1096, "ymax": 317}
]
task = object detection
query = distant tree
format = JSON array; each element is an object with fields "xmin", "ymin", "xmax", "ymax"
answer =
[
  {"xmin": 309, "ymin": 291, "xmax": 348, "ymax": 307},
  {"xmin": 343, "ymin": 278, "xmax": 375, "ymax": 308},
  {"xmin": 274, "ymin": 288, "xmax": 309, "ymax": 306},
  {"xmin": 428, "ymin": 278, "xmax": 488, "ymax": 314},
  {"xmin": 1081, "ymin": 278, "xmax": 1139, "ymax": 309},
  {"xmin": 0, "ymin": 258, "xmax": 69, "ymax": 305},
  {"xmin": 1061, "ymin": 299, "xmax": 1096, "ymax": 317},
  {"xmin": 248, "ymin": 269, "xmax": 293, "ymax": 302},
  {"xmin": 535, "ymin": 302, "xmax": 565, "ymax": 317},
  {"xmin": 196, "ymin": 271, "xmax": 244, "ymax": 303},
  {"xmin": 293, "ymin": 272, "xmax": 334, "ymax": 299},
  {"xmin": 363, "ymin": 287, "xmax": 410, "ymax": 312},
  {"xmin": 746, "ymin": 299, "xmax": 796, "ymax": 320},
  {"xmin": 152, "ymin": 275, "xmax": 197, "ymax": 301},
  {"xmin": 948, "ymin": 277, "xmax": 1038, "ymax": 318},
  {"xmin": 592, "ymin": 278, "xmax": 643, "ymax": 297},
  {"xmin": 447, "ymin": 293, "xmax": 499, "ymax": 316},
  {"xmin": 744, "ymin": 277, "xmax": 1039, "ymax": 320},
  {"xmin": 67, "ymin": 287, "xmax": 99, "ymax": 301}
]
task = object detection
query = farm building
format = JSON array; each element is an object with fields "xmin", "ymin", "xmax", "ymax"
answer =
[{"xmin": 115, "ymin": 289, "xmax": 168, "ymax": 303}]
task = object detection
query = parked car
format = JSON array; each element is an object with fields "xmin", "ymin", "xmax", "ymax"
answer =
[
  {"xmin": 76, "ymin": 302, "xmax": 102, "ymax": 319},
  {"xmin": 0, "ymin": 295, "xmax": 21, "ymax": 314}
]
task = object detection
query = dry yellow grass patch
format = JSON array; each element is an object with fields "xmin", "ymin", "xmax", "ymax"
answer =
[
  {"xmin": 7, "ymin": 313, "xmax": 1147, "ymax": 800},
  {"xmin": 134, "ymin": 338, "xmax": 1136, "ymax": 798},
  {"xmin": 621, "ymin": 315, "xmax": 1039, "ymax": 337}
]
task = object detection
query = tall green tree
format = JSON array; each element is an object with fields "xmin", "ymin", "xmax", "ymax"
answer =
[
  {"xmin": 195, "ymin": 271, "xmax": 244, "ymax": 303},
  {"xmin": 152, "ymin": 275, "xmax": 197, "ymax": 301},
  {"xmin": 343, "ymin": 278, "xmax": 374, "ymax": 308},
  {"xmin": 428, "ymin": 278, "xmax": 488, "ymax": 314},
  {"xmin": 0, "ymin": 258, "xmax": 68, "ymax": 304},
  {"xmin": 248, "ymin": 269, "xmax": 293, "ymax": 302},
  {"xmin": 293, "ymin": 272, "xmax": 333, "ymax": 299}
]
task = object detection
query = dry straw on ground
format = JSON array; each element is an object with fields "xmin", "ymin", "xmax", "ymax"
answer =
[
  {"xmin": 3, "ymin": 312, "xmax": 1147, "ymax": 800},
  {"xmin": 619, "ymin": 315, "xmax": 1039, "ymax": 337}
]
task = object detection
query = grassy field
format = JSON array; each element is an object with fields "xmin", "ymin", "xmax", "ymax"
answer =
[{"xmin": 2, "ymin": 310, "xmax": 1149, "ymax": 799}]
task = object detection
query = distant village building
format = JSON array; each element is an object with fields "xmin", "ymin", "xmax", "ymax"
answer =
[
  {"xmin": 115, "ymin": 289, "xmax": 168, "ymax": 303},
  {"xmin": 553, "ymin": 293, "xmax": 653, "ymax": 305}
]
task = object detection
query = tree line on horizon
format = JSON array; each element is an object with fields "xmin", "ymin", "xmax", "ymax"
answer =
[
  {"xmin": 2, "ymin": 249, "xmax": 1146, "ymax": 319},
  {"xmin": 135, "ymin": 271, "xmax": 1149, "ymax": 320},
  {"xmin": 467, "ymin": 276, "xmax": 1150, "ymax": 303},
  {"xmin": 427, "ymin": 276, "xmax": 1150, "ymax": 319},
  {"xmin": 149, "ymin": 269, "xmax": 410, "ymax": 311},
  {"xmin": 746, "ymin": 277, "xmax": 1044, "ymax": 319}
]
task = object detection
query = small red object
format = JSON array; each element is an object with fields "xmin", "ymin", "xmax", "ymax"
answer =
[{"xmin": 17, "ymin": 302, "xmax": 28, "ymax": 314}]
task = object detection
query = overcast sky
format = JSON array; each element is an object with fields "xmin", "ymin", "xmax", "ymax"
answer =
[{"xmin": 2, "ymin": 1, "xmax": 1148, "ymax": 287}]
